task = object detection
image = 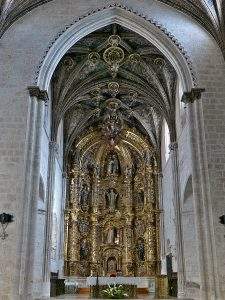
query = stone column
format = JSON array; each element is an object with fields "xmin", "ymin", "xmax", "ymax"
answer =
[
  {"xmin": 58, "ymin": 171, "xmax": 68, "ymax": 277},
  {"xmin": 43, "ymin": 139, "xmax": 58, "ymax": 289},
  {"xmin": 169, "ymin": 141, "xmax": 186, "ymax": 297},
  {"xmin": 153, "ymin": 169, "xmax": 162, "ymax": 275},
  {"xmin": 182, "ymin": 88, "xmax": 219, "ymax": 299},
  {"xmin": 21, "ymin": 87, "xmax": 48, "ymax": 298},
  {"xmin": 157, "ymin": 172, "xmax": 166, "ymax": 273}
]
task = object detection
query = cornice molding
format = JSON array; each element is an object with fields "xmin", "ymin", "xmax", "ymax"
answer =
[
  {"xmin": 181, "ymin": 88, "xmax": 205, "ymax": 105},
  {"xmin": 28, "ymin": 86, "xmax": 49, "ymax": 102}
]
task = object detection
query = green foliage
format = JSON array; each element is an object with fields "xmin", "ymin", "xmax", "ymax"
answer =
[{"xmin": 102, "ymin": 284, "xmax": 129, "ymax": 299}]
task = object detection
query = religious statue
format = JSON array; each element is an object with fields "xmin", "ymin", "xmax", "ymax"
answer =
[
  {"xmin": 80, "ymin": 183, "xmax": 90, "ymax": 209},
  {"xmin": 80, "ymin": 240, "xmax": 89, "ymax": 260},
  {"xmin": 107, "ymin": 154, "xmax": 119, "ymax": 175},
  {"xmin": 107, "ymin": 257, "xmax": 117, "ymax": 273},
  {"xmin": 78, "ymin": 218, "xmax": 90, "ymax": 235},
  {"xmin": 137, "ymin": 191, "xmax": 144, "ymax": 207},
  {"xmin": 106, "ymin": 188, "xmax": 118, "ymax": 211},
  {"xmin": 107, "ymin": 227, "xmax": 118, "ymax": 244},
  {"xmin": 137, "ymin": 239, "xmax": 145, "ymax": 261}
]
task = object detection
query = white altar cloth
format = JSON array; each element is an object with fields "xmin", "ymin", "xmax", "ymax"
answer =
[{"xmin": 86, "ymin": 276, "xmax": 154, "ymax": 288}]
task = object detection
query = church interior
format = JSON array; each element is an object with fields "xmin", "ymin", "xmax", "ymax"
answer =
[{"xmin": 1, "ymin": 1, "xmax": 225, "ymax": 300}]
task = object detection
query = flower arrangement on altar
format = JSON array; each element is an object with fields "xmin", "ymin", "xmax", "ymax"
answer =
[{"xmin": 102, "ymin": 284, "xmax": 129, "ymax": 299}]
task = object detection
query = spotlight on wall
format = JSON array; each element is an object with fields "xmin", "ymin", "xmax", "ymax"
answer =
[
  {"xmin": 219, "ymin": 215, "xmax": 225, "ymax": 225},
  {"xmin": 0, "ymin": 213, "xmax": 14, "ymax": 240}
]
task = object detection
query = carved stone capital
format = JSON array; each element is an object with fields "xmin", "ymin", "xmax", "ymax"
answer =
[
  {"xmin": 28, "ymin": 86, "xmax": 49, "ymax": 103},
  {"xmin": 169, "ymin": 141, "xmax": 178, "ymax": 152},
  {"xmin": 181, "ymin": 88, "xmax": 205, "ymax": 105}
]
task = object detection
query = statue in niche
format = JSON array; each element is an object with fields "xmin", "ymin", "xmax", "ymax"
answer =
[
  {"xmin": 137, "ymin": 191, "xmax": 144, "ymax": 207},
  {"xmin": 107, "ymin": 257, "xmax": 117, "ymax": 273},
  {"xmin": 80, "ymin": 240, "xmax": 89, "ymax": 260},
  {"xmin": 78, "ymin": 219, "xmax": 90, "ymax": 235},
  {"xmin": 107, "ymin": 227, "xmax": 118, "ymax": 244},
  {"xmin": 137, "ymin": 239, "xmax": 145, "ymax": 261},
  {"xmin": 107, "ymin": 153, "xmax": 119, "ymax": 175},
  {"xmin": 80, "ymin": 182, "xmax": 90, "ymax": 209},
  {"xmin": 135, "ymin": 219, "xmax": 145, "ymax": 236},
  {"xmin": 106, "ymin": 188, "xmax": 118, "ymax": 211}
]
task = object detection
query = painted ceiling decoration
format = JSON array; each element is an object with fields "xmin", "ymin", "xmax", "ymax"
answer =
[{"xmin": 0, "ymin": 1, "xmax": 225, "ymax": 56}]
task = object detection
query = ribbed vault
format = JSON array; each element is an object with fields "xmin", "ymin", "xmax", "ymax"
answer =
[{"xmin": 51, "ymin": 24, "xmax": 178, "ymax": 170}]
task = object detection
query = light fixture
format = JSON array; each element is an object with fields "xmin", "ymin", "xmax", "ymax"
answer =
[
  {"xmin": 0, "ymin": 213, "xmax": 14, "ymax": 240},
  {"xmin": 219, "ymin": 215, "xmax": 225, "ymax": 225}
]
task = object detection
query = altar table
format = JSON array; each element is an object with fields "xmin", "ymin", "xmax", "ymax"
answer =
[
  {"xmin": 87, "ymin": 277, "xmax": 156, "ymax": 298},
  {"xmin": 87, "ymin": 276, "xmax": 153, "ymax": 288}
]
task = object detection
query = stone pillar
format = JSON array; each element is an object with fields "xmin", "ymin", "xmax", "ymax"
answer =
[
  {"xmin": 157, "ymin": 172, "xmax": 165, "ymax": 274},
  {"xmin": 21, "ymin": 87, "xmax": 48, "ymax": 298},
  {"xmin": 42, "ymin": 139, "xmax": 58, "ymax": 292},
  {"xmin": 58, "ymin": 172, "xmax": 68, "ymax": 277},
  {"xmin": 182, "ymin": 88, "xmax": 219, "ymax": 299},
  {"xmin": 153, "ymin": 169, "xmax": 162, "ymax": 275},
  {"xmin": 169, "ymin": 141, "xmax": 186, "ymax": 297}
]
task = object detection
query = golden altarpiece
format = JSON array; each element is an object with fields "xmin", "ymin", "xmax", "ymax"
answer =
[{"xmin": 64, "ymin": 96, "xmax": 161, "ymax": 278}]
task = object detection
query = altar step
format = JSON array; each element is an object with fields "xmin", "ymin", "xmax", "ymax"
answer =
[{"xmin": 52, "ymin": 295, "xmax": 194, "ymax": 299}]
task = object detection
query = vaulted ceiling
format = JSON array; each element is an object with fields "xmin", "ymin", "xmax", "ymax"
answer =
[
  {"xmin": 0, "ymin": 1, "xmax": 225, "ymax": 56},
  {"xmin": 52, "ymin": 24, "xmax": 177, "ymax": 163}
]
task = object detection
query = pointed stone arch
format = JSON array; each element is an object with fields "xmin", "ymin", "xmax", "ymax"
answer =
[{"xmin": 36, "ymin": 4, "xmax": 195, "ymax": 92}]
